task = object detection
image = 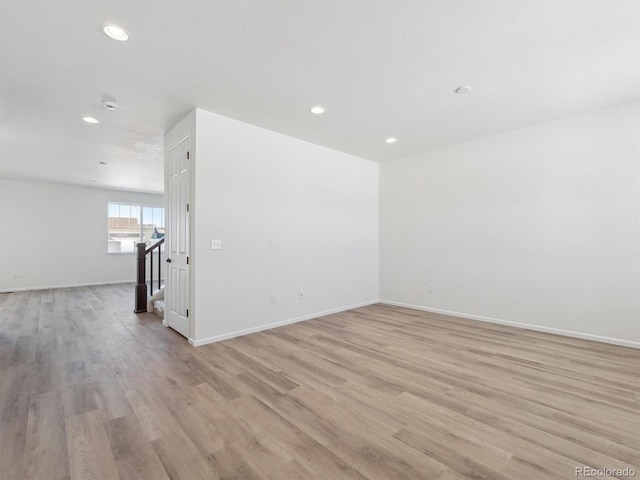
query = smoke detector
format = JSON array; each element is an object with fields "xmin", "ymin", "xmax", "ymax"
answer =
[
  {"xmin": 454, "ymin": 85, "xmax": 472, "ymax": 94},
  {"xmin": 102, "ymin": 96, "xmax": 118, "ymax": 111}
]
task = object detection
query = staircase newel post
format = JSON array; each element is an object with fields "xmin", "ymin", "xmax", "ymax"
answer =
[{"xmin": 134, "ymin": 242, "xmax": 148, "ymax": 313}]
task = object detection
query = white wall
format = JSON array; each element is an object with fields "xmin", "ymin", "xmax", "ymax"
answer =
[
  {"xmin": 380, "ymin": 100, "xmax": 640, "ymax": 346},
  {"xmin": 0, "ymin": 179, "xmax": 163, "ymax": 291},
  {"xmin": 190, "ymin": 108, "xmax": 379, "ymax": 344}
]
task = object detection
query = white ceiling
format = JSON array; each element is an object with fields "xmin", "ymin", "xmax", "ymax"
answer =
[{"xmin": 1, "ymin": 0, "xmax": 638, "ymax": 194}]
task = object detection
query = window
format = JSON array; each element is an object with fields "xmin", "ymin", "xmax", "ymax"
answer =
[{"xmin": 108, "ymin": 203, "xmax": 165, "ymax": 253}]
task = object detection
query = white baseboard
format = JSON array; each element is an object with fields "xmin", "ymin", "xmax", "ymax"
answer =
[
  {"xmin": 0, "ymin": 280, "xmax": 133, "ymax": 293},
  {"xmin": 380, "ymin": 300, "xmax": 640, "ymax": 349},
  {"xmin": 190, "ymin": 300, "xmax": 379, "ymax": 347}
]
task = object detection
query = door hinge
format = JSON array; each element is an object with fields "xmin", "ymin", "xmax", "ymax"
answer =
[
  {"xmin": 186, "ymin": 203, "xmax": 190, "ymax": 212},
  {"xmin": 186, "ymin": 309, "xmax": 189, "ymax": 317},
  {"xmin": 187, "ymin": 256, "xmax": 189, "ymax": 265},
  {"xmin": 187, "ymin": 151, "xmax": 190, "ymax": 160}
]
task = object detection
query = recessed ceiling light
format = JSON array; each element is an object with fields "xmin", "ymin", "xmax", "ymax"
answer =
[
  {"xmin": 455, "ymin": 85, "xmax": 472, "ymax": 94},
  {"xmin": 99, "ymin": 161, "xmax": 109, "ymax": 165},
  {"xmin": 385, "ymin": 137, "xmax": 397, "ymax": 144},
  {"xmin": 82, "ymin": 116, "xmax": 100, "ymax": 124},
  {"xmin": 102, "ymin": 24, "xmax": 130, "ymax": 42},
  {"xmin": 310, "ymin": 106, "xmax": 325, "ymax": 115}
]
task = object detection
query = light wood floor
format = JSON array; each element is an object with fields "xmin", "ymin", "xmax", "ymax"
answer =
[{"xmin": 0, "ymin": 284, "xmax": 638, "ymax": 480}]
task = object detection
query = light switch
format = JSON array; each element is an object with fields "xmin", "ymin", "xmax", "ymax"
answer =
[{"xmin": 211, "ymin": 240, "xmax": 222, "ymax": 250}]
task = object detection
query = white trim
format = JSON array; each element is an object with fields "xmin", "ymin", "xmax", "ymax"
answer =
[
  {"xmin": 380, "ymin": 300, "xmax": 640, "ymax": 349},
  {"xmin": 190, "ymin": 300, "xmax": 379, "ymax": 347},
  {"xmin": 0, "ymin": 280, "xmax": 133, "ymax": 293}
]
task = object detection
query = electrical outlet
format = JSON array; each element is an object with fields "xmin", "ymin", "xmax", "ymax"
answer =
[
  {"xmin": 13, "ymin": 272, "xmax": 24, "ymax": 278},
  {"xmin": 427, "ymin": 285, "xmax": 433, "ymax": 294},
  {"xmin": 298, "ymin": 292, "xmax": 304, "ymax": 300},
  {"xmin": 211, "ymin": 240, "xmax": 222, "ymax": 250},
  {"xmin": 268, "ymin": 240, "xmax": 276, "ymax": 249},
  {"xmin": 271, "ymin": 295, "xmax": 277, "ymax": 305}
]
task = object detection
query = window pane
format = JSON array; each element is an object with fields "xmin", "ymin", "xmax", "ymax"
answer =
[
  {"xmin": 130, "ymin": 205, "xmax": 140, "ymax": 221},
  {"xmin": 141, "ymin": 206, "xmax": 153, "ymax": 242},
  {"xmin": 110, "ymin": 204, "xmax": 119, "ymax": 231},
  {"xmin": 153, "ymin": 208, "xmax": 163, "ymax": 229},
  {"xmin": 108, "ymin": 203, "xmax": 119, "ymax": 217},
  {"xmin": 142, "ymin": 206, "xmax": 153, "ymax": 225},
  {"xmin": 120, "ymin": 205, "xmax": 130, "ymax": 228}
]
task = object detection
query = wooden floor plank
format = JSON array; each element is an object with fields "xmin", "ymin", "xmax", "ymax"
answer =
[
  {"xmin": 0, "ymin": 284, "xmax": 637, "ymax": 480},
  {"xmin": 65, "ymin": 409, "xmax": 120, "ymax": 480},
  {"xmin": 152, "ymin": 431, "xmax": 220, "ymax": 480},
  {"xmin": 105, "ymin": 414, "xmax": 170, "ymax": 480},
  {"xmin": 0, "ymin": 415, "xmax": 28, "ymax": 480},
  {"xmin": 23, "ymin": 390, "xmax": 69, "ymax": 480}
]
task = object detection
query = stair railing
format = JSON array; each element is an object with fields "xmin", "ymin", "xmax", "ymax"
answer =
[{"xmin": 134, "ymin": 238, "xmax": 165, "ymax": 313}]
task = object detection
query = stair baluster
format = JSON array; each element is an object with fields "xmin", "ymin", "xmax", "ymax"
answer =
[{"xmin": 134, "ymin": 238, "xmax": 165, "ymax": 313}]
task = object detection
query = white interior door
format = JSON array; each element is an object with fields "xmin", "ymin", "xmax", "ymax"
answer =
[{"xmin": 165, "ymin": 136, "xmax": 190, "ymax": 338}]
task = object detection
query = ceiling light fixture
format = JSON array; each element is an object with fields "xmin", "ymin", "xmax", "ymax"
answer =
[
  {"xmin": 455, "ymin": 85, "xmax": 472, "ymax": 94},
  {"xmin": 310, "ymin": 106, "xmax": 325, "ymax": 115},
  {"xmin": 82, "ymin": 116, "xmax": 100, "ymax": 124},
  {"xmin": 385, "ymin": 137, "xmax": 397, "ymax": 144},
  {"xmin": 102, "ymin": 24, "xmax": 130, "ymax": 42}
]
